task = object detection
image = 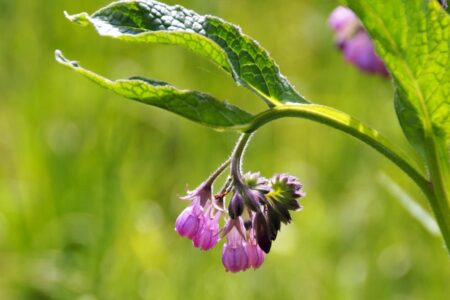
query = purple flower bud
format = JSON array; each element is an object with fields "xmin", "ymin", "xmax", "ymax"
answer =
[
  {"xmin": 328, "ymin": 6, "xmax": 388, "ymax": 77},
  {"xmin": 242, "ymin": 173, "xmax": 270, "ymax": 212},
  {"xmin": 328, "ymin": 6, "xmax": 359, "ymax": 32},
  {"xmin": 254, "ymin": 211, "xmax": 271, "ymax": 253},
  {"xmin": 222, "ymin": 226, "xmax": 249, "ymax": 273},
  {"xmin": 193, "ymin": 212, "xmax": 220, "ymax": 250},
  {"xmin": 228, "ymin": 192, "xmax": 244, "ymax": 219},
  {"xmin": 244, "ymin": 172, "xmax": 270, "ymax": 194},
  {"xmin": 246, "ymin": 240, "xmax": 265, "ymax": 269},
  {"xmin": 342, "ymin": 31, "xmax": 388, "ymax": 76},
  {"xmin": 243, "ymin": 188, "xmax": 266, "ymax": 212},
  {"xmin": 175, "ymin": 203, "xmax": 203, "ymax": 240}
]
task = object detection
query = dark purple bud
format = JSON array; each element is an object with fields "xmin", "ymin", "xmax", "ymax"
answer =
[
  {"xmin": 254, "ymin": 212, "xmax": 271, "ymax": 253},
  {"xmin": 228, "ymin": 192, "xmax": 244, "ymax": 219},
  {"xmin": 244, "ymin": 219, "xmax": 252, "ymax": 230},
  {"xmin": 243, "ymin": 188, "xmax": 265, "ymax": 212},
  {"xmin": 439, "ymin": 0, "xmax": 447, "ymax": 9},
  {"xmin": 267, "ymin": 206, "xmax": 281, "ymax": 241},
  {"xmin": 237, "ymin": 172, "xmax": 271, "ymax": 212},
  {"xmin": 273, "ymin": 201, "xmax": 292, "ymax": 223}
]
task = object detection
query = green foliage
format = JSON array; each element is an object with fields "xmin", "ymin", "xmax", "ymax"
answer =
[
  {"xmin": 55, "ymin": 50, "xmax": 253, "ymax": 130},
  {"xmin": 348, "ymin": 0, "xmax": 450, "ymax": 241},
  {"xmin": 57, "ymin": 1, "xmax": 425, "ymax": 185},
  {"xmin": 2, "ymin": 0, "xmax": 450, "ymax": 298},
  {"xmin": 58, "ymin": 0, "xmax": 450, "ymax": 248},
  {"xmin": 348, "ymin": 1, "xmax": 449, "ymax": 159},
  {"xmin": 65, "ymin": 0, "xmax": 308, "ymax": 107}
]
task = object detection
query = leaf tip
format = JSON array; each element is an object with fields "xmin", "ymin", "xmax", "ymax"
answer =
[
  {"xmin": 54, "ymin": 49, "xmax": 65, "ymax": 63},
  {"xmin": 64, "ymin": 11, "xmax": 90, "ymax": 26},
  {"xmin": 54, "ymin": 50, "xmax": 79, "ymax": 69}
]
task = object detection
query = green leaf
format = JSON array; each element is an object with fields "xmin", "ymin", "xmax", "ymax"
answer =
[
  {"xmin": 64, "ymin": 0, "xmax": 308, "ymax": 107},
  {"xmin": 55, "ymin": 50, "xmax": 253, "ymax": 130},
  {"xmin": 347, "ymin": 0, "xmax": 449, "ymax": 164},
  {"xmin": 348, "ymin": 0, "xmax": 450, "ymax": 242}
]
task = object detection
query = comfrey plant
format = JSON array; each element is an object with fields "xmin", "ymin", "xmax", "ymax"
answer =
[{"xmin": 56, "ymin": 0, "xmax": 450, "ymax": 270}]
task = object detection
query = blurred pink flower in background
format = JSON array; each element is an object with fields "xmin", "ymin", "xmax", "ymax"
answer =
[{"xmin": 328, "ymin": 6, "xmax": 389, "ymax": 76}]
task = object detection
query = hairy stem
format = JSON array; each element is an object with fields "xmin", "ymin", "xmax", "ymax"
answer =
[
  {"xmin": 205, "ymin": 157, "xmax": 232, "ymax": 186},
  {"xmin": 230, "ymin": 133, "xmax": 253, "ymax": 187}
]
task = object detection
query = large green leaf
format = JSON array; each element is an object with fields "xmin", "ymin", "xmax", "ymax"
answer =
[
  {"xmin": 55, "ymin": 50, "xmax": 253, "ymax": 130},
  {"xmin": 347, "ymin": 1, "xmax": 449, "ymax": 191},
  {"xmin": 64, "ymin": 0, "xmax": 308, "ymax": 107}
]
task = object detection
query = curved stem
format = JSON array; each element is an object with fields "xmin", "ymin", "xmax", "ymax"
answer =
[
  {"xmin": 245, "ymin": 104, "xmax": 450, "ymax": 243},
  {"xmin": 218, "ymin": 176, "xmax": 233, "ymax": 194},
  {"xmin": 244, "ymin": 103, "xmax": 450, "ymax": 250},
  {"xmin": 244, "ymin": 104, "xmax": 430, "ymax": 193},
  {"xmin": 205, "ymin": 157, "xmax": 232, "ymax": 186},
  {"xmin": 230, "ymin": 133, "xmax": 253, "ymax": 187}
]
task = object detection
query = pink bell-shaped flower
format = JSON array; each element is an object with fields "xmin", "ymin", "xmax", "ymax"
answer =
[
  {"xmin": 245, "ymin": 230, "xmax": 265, "ymax": 269},
  {"xmin": 175, "ymin": 202, "xmax": 203, "ymax": 240},
  {"xmin": 193, "ymin": 212, "xmax": 221, "ymax": 250},
  {"xmin": 222, "ymin": 220, "xmax": 249, "ymax": 273}
]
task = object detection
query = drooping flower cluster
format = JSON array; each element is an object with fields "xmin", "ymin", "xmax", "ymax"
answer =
[
  {"xmin": 175, "ymin": 181, "xmax": 221, "ymax": 251},
  {"xmin": 175, "ymin": 172, "xmax": 305, "ymax": 273},
  {"xmin": 328, "ymin": 6, "xmax": 388, "ymax": 76}
]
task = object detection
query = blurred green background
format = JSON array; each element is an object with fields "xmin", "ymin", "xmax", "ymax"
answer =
[{"xmin": 0, "ymin": 0, "xmax": 448, "ymax": 299}]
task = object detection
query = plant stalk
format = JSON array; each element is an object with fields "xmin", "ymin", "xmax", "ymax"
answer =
[
  {"xmin": 230, "ymin": 133, "xmax": 253, "ymax": 187},
  {"xmin": 423, "ymin": 135, "xmax": 450, "ymax": 251},
  {"xmin": 243, "ymin": 103, "xmax": 450, "ymax": 252}
]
